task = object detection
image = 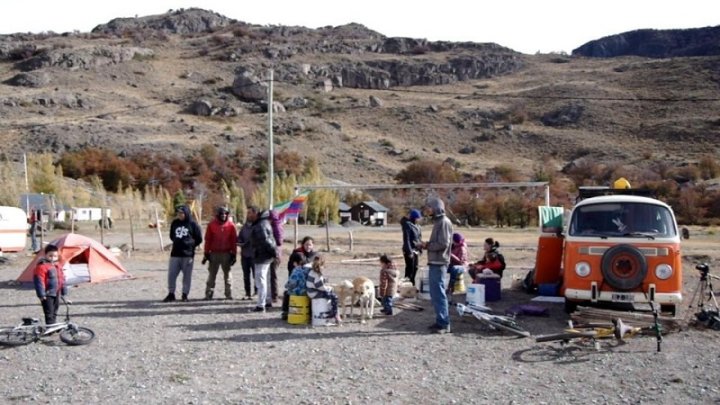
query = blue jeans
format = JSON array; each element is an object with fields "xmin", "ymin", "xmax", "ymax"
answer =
[
  {"xmin": 429, "ymin": 264, "xmax": 450, "ymax": 328},
  {"xmin": 382, "ymin": 296, "xmax": 394, "ymax": 315}
]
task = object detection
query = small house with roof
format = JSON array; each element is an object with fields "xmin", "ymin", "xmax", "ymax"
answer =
[
  {"xmin": 338, "ymin": 202, "xmax": 352, "ymax": 224},
  {"xmin": 350, "ymin": 201, "xmax": 388, "ymax": 226}
]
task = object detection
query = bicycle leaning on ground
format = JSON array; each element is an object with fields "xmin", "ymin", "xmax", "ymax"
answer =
[
  {"xmin": 535, "ymin": 302, "xmax": 663, "ymax": 352},
  {"xmin": 0, "ymin": 297, "xmax": 95, "ymax": 346},
  {"xmin": 456, "ymin": 303, "xmax": 531, "ymax": 338}
]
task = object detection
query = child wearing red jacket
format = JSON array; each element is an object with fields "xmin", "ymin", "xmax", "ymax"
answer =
[{"xmin": 33, "ymin": 244, "xmax": 67, "ymax": 325}]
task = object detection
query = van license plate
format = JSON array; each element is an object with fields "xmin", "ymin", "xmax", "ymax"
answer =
[{"xmin": 611, "ymin": 293, "xmax": 634, "ymax": 302}]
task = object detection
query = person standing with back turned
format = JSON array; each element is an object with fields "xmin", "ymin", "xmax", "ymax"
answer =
[
  {"xmin": 247, "ymin": 206, "xmax": 278, "ymax": 312},
  {"xmin": 401, "ymin": 209, "xmax": 423, "ymax": 285},
  {"xmin": 421, "ymin": 196, "xmax": 453, "ymax": 334}
]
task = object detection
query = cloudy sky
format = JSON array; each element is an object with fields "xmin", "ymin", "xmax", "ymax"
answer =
[{"xmin": 1, "ymin": 0, "xmax": 716, "ymax": 54}]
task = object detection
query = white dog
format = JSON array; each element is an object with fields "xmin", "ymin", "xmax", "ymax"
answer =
[
  {"xmin": 335, "ymin": 279, "xmax": 355, "ymax": 319},
  {"xmin": 350, "ymin": 277, "xmax": 375, "ymax": 323}
]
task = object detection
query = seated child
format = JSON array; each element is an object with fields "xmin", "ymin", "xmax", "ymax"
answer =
[
  {"xmin": 469, "ymin": 237, "xmax": 506, "ymax": 280},
  {"xmin": 281, "ymin": 262, "xmax": 312, "ymax": 320},
  {"xmin": 378, "ymin": 254, "xmax": 399, "ymax": 315},
  {"xmin": 447, "ymin": 232, "xmax": 468, "ymax": 295},
  {"xmin": 305, "ymin": 255, "xmax": 342, "ymax": 325}
]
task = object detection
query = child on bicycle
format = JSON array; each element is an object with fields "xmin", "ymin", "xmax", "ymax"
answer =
[
  {"xmin": 33, "ymin": 244, "xmax": 67, "ymax": 325},
  {"xmin": 378, "ymin": 254, "xmax": 399, "ymax": 315}
]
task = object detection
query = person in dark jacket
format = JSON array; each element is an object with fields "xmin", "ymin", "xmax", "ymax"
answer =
[
  {"xmin": 203, "ymin": 206, "xmax": 238, "ymax": 300},
  {"xmin": 247, "ymin": 206, "xmax": 277, "ymax": 312},
  {"xmin": 400, "ymin": 209, "xmax": 423, "ymax": 285},
  {"xmin": 163, "ymin": 205, "xmax": 203, "ymax": 302},
  {"xmin": 33, "ymin": 244, "xmax": 67, "ymax": 325},
  {"xmin": 237, "ymin": 218, "xmax": 255, "ymax": 300}
]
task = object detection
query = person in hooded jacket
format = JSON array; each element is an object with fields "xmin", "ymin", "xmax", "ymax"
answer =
[
  {"xmin": 247, "ymin": 206, "xmax": 278, "ymax": 312},
  {"xmin": 420, "ymin": 196, "xmax": 453, "ymax": 334},
  {"xmin": 203, "ymin": 206, "xmax": 238, "ymax": 300},
  {"xmin": 400, "ymin": 209, "xmax": 423, "ymax": 285},
  {"xmin": 237, "ymin": 217, "xmax": 256, "ymax": 300},
  {"xmin": 163, "ymin": 205, "xmax": 203, "ymax": 302},
  {"xmin": 33, "ymin": 244, "xmax": 67, "ymax": 325}
]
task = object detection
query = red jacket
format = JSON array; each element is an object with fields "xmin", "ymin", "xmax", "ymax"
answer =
[
  {"xmin": 33, "ymin": 258, "xmax": 66, "ymax": 298},
  {"xmin": 204, "ymin": 218, "xmax": 238, "ymax": 254}
]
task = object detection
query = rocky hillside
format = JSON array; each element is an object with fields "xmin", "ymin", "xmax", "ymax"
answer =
[
  {"xmin": 573, "ymin": 25, "xmax": 720, "ymax": 58},
  {"xmin": 0, "ymin": 8, "xmax": 719, "ymax": 186}
]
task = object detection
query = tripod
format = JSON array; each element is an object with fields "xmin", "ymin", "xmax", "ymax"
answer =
[{"xmin": 685, "ymin": 263, "xmax": 720, "ymax": 329}]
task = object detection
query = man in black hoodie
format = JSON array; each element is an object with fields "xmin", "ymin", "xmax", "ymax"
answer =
[
  {"xmin": 247, "ymin": 206, "xmax": 277, "ymax": 312},
  {"xmin": 163, "ymin": 205, "xmax": 203, "ymax": 302}
]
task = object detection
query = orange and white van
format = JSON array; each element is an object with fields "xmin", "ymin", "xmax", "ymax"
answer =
[{"xmin": 561, "ymin": 191, "xmax": 682, "ymax": 315}]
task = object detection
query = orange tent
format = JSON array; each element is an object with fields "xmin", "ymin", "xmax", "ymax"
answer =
[{"xmin": 18, "ymin": 233, "xmax": 132, "ymax": 285}]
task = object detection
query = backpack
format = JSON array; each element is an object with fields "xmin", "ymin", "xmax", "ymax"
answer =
[{"xmin": 269, "ymin": 210, "xmax": 284, "ymax": 247}]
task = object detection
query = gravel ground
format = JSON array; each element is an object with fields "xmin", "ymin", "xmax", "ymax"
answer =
[{"xmin": 1, "ymin": 225, "xmax": 719, "ymax": 404}]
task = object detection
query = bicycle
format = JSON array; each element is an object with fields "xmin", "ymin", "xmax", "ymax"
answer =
[
  {"xmin": 0, "ymin": 297, "xmax": 95, "ymax": 346},
  {"xmin": 455, "ymin": 303, "xmax": 531, "ymax": 338}
]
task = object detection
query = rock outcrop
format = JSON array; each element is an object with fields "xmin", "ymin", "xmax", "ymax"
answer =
[
  {"xmin": 92, "ymin": 8, "xmax": 234, "ymax": 36},
  {"xmin": 572, "ymin": 26, "xmax": 720, "ymax": 58},
  {"xmin": 16, "ymin": 46, "xmax": 154, "ymax": 71}
]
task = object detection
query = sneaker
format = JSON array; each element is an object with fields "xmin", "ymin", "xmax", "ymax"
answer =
[
  {"xmin": 181, "ymin": 293, "xmax": 188, "ymax": 302},
  {"xmin": 281, "ymin": 313, "xmax": 288, "ymax": 321},
  {"xmin": 243, "ymin": 295, "xmax": 251, "ymax": 301},
  {"xmin": 265, "ymin": 302, "xmax": 273, "ymax": 309},
  {"xmin": 162, "ymin": 293, "xmax": 176, "ymax": 303},
  {"xmin": 428, "ymin": 323, "xmax": 442, "ymax": 330},
  {"xmin": 204, "ymin": 291, "xmax": 213, "ymax": 301},
  {"xmin": 251, "ymin": 306, "xmax": 265, "ymax": 313},
  {"xmin": 433, "ymin": 326, "xmax": 451, "ymax": 334},
  {"xmin": 225, "ymin": 295, "xmax": 233, "ymax": 300}
]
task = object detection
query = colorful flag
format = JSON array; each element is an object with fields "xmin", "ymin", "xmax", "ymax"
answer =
[{"xmin": 273, "ymin": 190, "xmax": 310, "ymax": 220}]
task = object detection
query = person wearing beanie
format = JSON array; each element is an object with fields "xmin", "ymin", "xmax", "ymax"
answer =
[
  {"xmin": 448, "ymin": 232, "xmax": 468, "ymax": 297},
  {"xmin": 203, "ymin": 206, "xmax": 238, "ymax": 300},
  {"xmin": 421, "ymin": 196, "xmax": 453, "ymax": 334},
  {"xmin": 33, "ymin": 244, "xmax": 67, "ymax": 325},
  {"xmin": 164, "ymin": 205, "xmax": 203, "ymax": 303},
  {"xmin": 400, "ymin": 208, "xmax": 423, "ymax": 285}
]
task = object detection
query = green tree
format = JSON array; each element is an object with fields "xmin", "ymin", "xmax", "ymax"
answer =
[{"xmin": 29, "ymin": 153, "xmax": 58, "ymax": 194}]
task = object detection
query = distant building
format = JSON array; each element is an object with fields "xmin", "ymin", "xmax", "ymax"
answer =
[
  {"xmin": 338, "ymin": 202, "xmax": 351, "ymax": 224},
  {"xmin": 350, "ymin": 201, "xmax": 388, "ymax": 226},
  {"xmin": 73, "ymin": 207, "xmax": 112, "ymax": 222}
]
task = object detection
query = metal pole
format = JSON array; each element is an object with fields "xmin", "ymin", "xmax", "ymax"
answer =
[
  {"xmin": 325, "ymin": 207, "xmax": 330, "ymax": 252},
  {"xmin": 545, "ymin": 184, "xmax": 550, "ymax": 206},
  {"xmin": 129, "ymin": 213, "xmax": 136, "ymax": 251},
  {"xmin": 154, "ymin": 207, "xmax": 164, "ymax": 252},
  {"xmin": 267, "ymin": 68, "xmax": 274, "ymax": 209}
]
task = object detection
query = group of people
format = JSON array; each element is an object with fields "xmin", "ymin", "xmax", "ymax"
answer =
[
  {"xmin": 162, "ymin": 204, "xmax": 283, "ymax": 313},
  {"xmin": 400, "ymin": 197, "xmax": 506, "ymax": 334}
]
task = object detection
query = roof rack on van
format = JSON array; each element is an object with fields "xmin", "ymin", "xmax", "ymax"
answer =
[{"xmin": 576, "ymin": 186, "xmax": 657, "ymax": 201}]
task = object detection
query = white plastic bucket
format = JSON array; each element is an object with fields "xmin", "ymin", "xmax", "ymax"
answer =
[
  {"xmin": 466, "ymin": 284, "xmax": 485, "ymax": 307},
  {"xmin": 311, "ymin": 298, "xmax": 332, "ymax": 326}
]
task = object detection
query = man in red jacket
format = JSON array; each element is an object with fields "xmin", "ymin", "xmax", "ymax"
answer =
[
  {"xmin": 33, "ymin": 244, "xmax": 67, "ymax": 325},
  {"xmin": 203, "ymin": 207, "xmax": 238, "ymax": 300}
]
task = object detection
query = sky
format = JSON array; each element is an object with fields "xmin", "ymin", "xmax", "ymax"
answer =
[{"xmin": 0, "ymin": 1, "xmax": 717, "ymax": 54}]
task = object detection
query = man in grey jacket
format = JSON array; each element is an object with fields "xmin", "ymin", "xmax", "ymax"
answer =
[
  {"xmin": 247, "ymin": 206, "xmax": 278, "ymax": 312},
  {"xmin": 421, "ymin": 196, "xmax": 453, "ymax": 333}
]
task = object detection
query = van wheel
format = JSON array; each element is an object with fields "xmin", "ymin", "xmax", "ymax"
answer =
[
  {"xmin": 660, "ymin": 304, "xmax": 676, "ymax": 317},
  {"xmin": 600, "ymin": 244, "xmax": 648, "ymax": 291},
  {"xmin": 564, "ymin": 300, "xmax": 578, "ymax": 314}
]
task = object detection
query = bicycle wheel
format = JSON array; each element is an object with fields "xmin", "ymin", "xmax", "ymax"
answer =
[
  {"xmin": 484, "ymin": 317, "xmax": 531, "ymax": 338},
  {"xmin": 59, "ymin": 326, "xmax": 95, "ymax": 346},
  {"xmin": 535, "ymin": 330, "xmax": 597, "ymax": 343},
  {"xmin": 0, "ymin": 327, "xmax": 37, "ymax": 346}
]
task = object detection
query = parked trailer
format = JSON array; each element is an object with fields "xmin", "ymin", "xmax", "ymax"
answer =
[{"xmin": 0, "ymin": 206, "xmax": 28, "ymax": 253}]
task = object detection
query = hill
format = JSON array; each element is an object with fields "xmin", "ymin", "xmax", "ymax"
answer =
[{"xmin": 1, "ymin": 8, "xmax": 719, "ymax": 190}]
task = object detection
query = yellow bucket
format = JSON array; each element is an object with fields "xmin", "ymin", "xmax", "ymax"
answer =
[
  {"xmin": 453, "ymin": 276, "xmax": 467, "ymax": 294},
  {"xmin": 288, "ymin": 295, "xmax": 310, "ymax": 325}
]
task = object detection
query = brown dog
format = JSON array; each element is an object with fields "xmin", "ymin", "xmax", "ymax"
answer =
[{"xmin": 350, "ymin": 277, "xmax": 375, "ymax": 323}]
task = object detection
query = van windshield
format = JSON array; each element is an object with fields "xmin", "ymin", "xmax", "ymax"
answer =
[{"xmin": 569, "ymin": 202, "xmax": 677, "ymax": 238}]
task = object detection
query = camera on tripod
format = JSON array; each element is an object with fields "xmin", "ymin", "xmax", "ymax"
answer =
[{"xmin": 690, "ymin": 263, "xmax": 720, "ymax": 330}]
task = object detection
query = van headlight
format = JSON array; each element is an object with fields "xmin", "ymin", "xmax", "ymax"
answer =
[
  {"xmin": 575, "ymin": 261, "xmax": 591, "ymax": 277},
  {"xmin": 655, "ymin": 264, "xmax": 673, "ymax": 280}
]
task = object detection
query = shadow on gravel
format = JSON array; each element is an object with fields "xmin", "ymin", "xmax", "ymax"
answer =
[
  {"xmin": 72, "ymin": 299, "xmax": 262, "ymax": 319},
  {"xmin": 512, "ymin": 340, "xmax": 630, "ymax": 364}
]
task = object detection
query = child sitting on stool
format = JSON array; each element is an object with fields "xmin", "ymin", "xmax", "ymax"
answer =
[
  {"xmin": 447, "ymin": 232, "xmax": 468, "ymax": 296},
  {"xmin": 306, "ymin": 255, "xmax": 342, "ymax": 325},
  {"xmin": 378, "ymin": 254, "xmax": 399, "ymax": 315}
]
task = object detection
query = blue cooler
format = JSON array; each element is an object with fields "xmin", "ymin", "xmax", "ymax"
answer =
[{"xmin": 478, "ymin": 275, "xmax": 501, "ymax": 301}]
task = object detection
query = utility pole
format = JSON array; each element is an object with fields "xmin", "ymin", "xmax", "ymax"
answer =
[{"xmin": 267, "ymin": 68, "xmax": 274, "ymax": 210}]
